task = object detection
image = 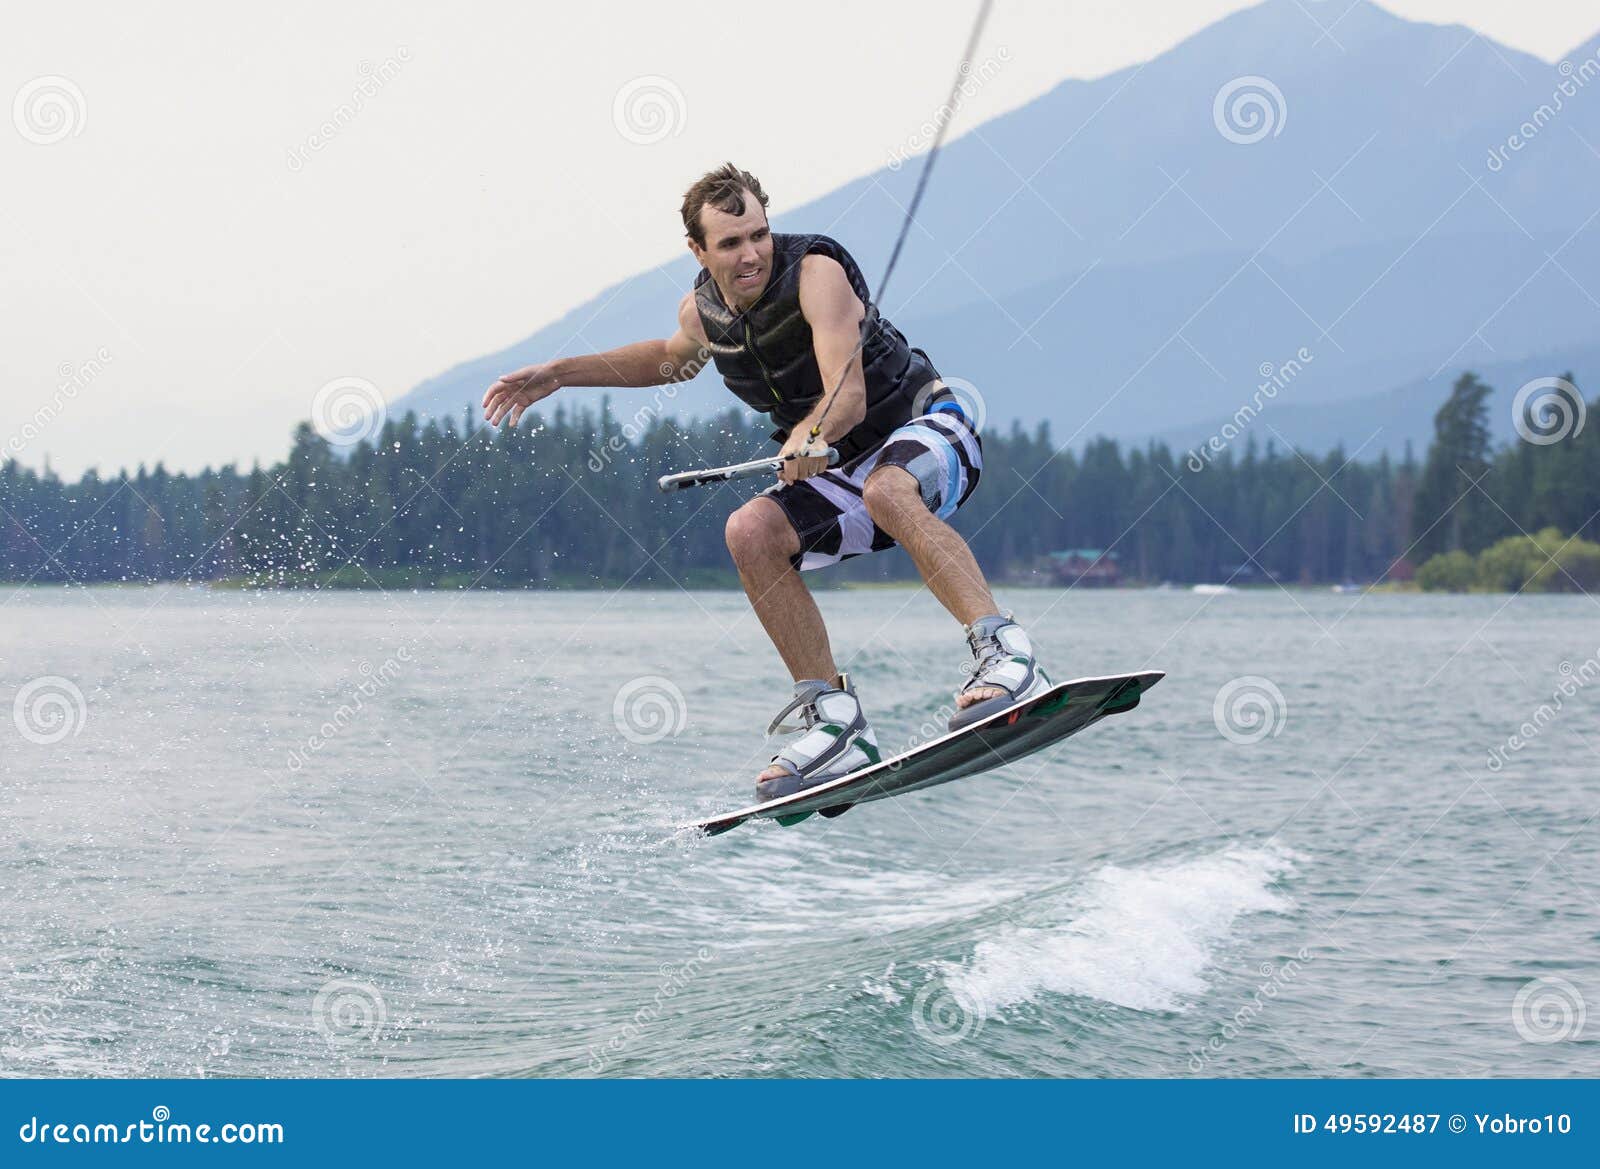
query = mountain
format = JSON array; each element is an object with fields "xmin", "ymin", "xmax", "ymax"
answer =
[
  {"xmin": 394, "ymin": 0, "xmax": 1600, "ymax": 456},
  {"xmin": 1151, "ymin": 343, "xmax": 1600, "ymax": 460}
]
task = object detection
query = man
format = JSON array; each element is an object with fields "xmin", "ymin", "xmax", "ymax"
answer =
[{"xmin": 483, "ymin": 163, "xmax": 1050, "ymax": 801}]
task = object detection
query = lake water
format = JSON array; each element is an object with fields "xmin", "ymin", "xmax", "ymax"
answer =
[{"xmin": 2, "ymin": 585, "xmax": 1596, "ymax": 1077}]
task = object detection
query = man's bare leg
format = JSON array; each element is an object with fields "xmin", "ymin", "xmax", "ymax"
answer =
[
  {"xmin": 862, "ymin": 465, "xmax": 1008, "ymax": 711},
  {"xmin": 725, "ymin": 498, "xmax": 843, "ymax": 781}
]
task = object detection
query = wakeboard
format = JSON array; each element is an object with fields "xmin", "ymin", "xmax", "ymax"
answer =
[{"xmin": 683, "ymin": 670, "xmax": 1164, "ymax": 836}]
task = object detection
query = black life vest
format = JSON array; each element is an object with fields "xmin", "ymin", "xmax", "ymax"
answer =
[{"xmin": 692, "ymin": 233, "xmax": 941, "ymax": 462}]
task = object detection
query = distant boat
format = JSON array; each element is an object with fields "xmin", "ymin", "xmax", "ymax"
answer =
[
  {"xmin": 1331, "ymin": 582, "xmax": 1364, "ymax": 594},
  {"xmin": 1191, "ymin": 583, "xmax": 1238, "ymax": 595}
]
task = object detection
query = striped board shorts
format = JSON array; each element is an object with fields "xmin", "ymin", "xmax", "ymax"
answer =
[{"xmin": 760, "ymin": 406, "xmax": 983, "ymax": 572}]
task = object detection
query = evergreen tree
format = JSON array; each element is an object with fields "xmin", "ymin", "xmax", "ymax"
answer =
[
  {"xmin": 1412, "ymin": 373, "xmax": 1492, "ymax": 561},
  {"xmin": 0, "ymin": 371, "xmax": 1592, "ymax": 591}
]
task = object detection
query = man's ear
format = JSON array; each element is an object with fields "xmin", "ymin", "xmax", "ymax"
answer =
[{"xmin": 686, "ymin": 237, "xmax": 704, "ymax": 266}]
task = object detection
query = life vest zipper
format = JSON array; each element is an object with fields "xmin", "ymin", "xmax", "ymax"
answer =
[{"xmin": 743, "ymin": 319, "xmax": 782, "ymax": 404}]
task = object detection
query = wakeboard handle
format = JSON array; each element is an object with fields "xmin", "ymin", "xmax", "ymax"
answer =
[{"xmin": 657, "ymin": 446, "xmax": 840, "ymax": 492}]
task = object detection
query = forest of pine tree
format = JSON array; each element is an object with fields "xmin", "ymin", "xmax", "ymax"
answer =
[{"xmin": 3, "ymin": 374, "xmax": 1595, "ymax": 590}]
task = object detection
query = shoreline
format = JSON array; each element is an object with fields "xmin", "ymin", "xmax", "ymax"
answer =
[{"xmin": 11, "ymin": 579, "xmax": 1567, "ymax": 597}]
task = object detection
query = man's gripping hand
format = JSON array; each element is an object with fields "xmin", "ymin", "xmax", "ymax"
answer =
[{"xmin": 776, "ymin": 428, "xmax": 831, "ymax": 484}]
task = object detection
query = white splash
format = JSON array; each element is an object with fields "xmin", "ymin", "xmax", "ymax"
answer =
[{"xmin": 942, "ymin": 845, "xmax": 1299, "ymax": 1014}]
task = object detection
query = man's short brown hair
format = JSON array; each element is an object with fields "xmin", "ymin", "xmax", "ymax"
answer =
[{"xmin": 681, "ymin": 162, "xmax": 770, "ymax": 247}]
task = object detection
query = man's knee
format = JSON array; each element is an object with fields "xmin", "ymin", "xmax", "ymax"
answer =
[
  {"xmin": 725, "ymin": 498, "xmax": 798, "ymax": 566},
  {"xmin": 863, "ymin": 465, "xmax": 926, "ymax": 530}
]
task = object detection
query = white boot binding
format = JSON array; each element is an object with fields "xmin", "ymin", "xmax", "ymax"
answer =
[
  {"xmin": 948, "ymin": 612, "xmax": 1051, "ymax": 732},
  {"xmin": 756, "ymin": 673, "xmax": 882, "ymax": 801}
]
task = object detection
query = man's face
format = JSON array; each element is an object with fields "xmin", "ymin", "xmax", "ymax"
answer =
[{"xmin": 688, "ymin": 192, "xmax": 774, "ymax": 309}]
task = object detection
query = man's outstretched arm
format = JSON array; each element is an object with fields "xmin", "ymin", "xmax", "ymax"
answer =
[{"xmin": 482, "ymin": 294, "xmax": 709, "ymax": 427}]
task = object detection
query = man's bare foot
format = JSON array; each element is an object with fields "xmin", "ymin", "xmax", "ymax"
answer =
[{"xmin": 956, "ymin": 684, "xmax": 1007, "ymax": 710}]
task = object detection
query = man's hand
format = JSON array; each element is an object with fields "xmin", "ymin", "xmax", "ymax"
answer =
[
  {"xmin": 776, "ymin": 427, "xmax": 831, "ymax": 484},
  {"xmin": 483, "ymin": 361, "xmax": 560, "ymax": 427}
]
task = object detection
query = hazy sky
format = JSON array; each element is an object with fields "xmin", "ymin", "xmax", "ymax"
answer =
[{"xmin": 5, "ymin": 1, "xmax": 1596, "ymax": 477}]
